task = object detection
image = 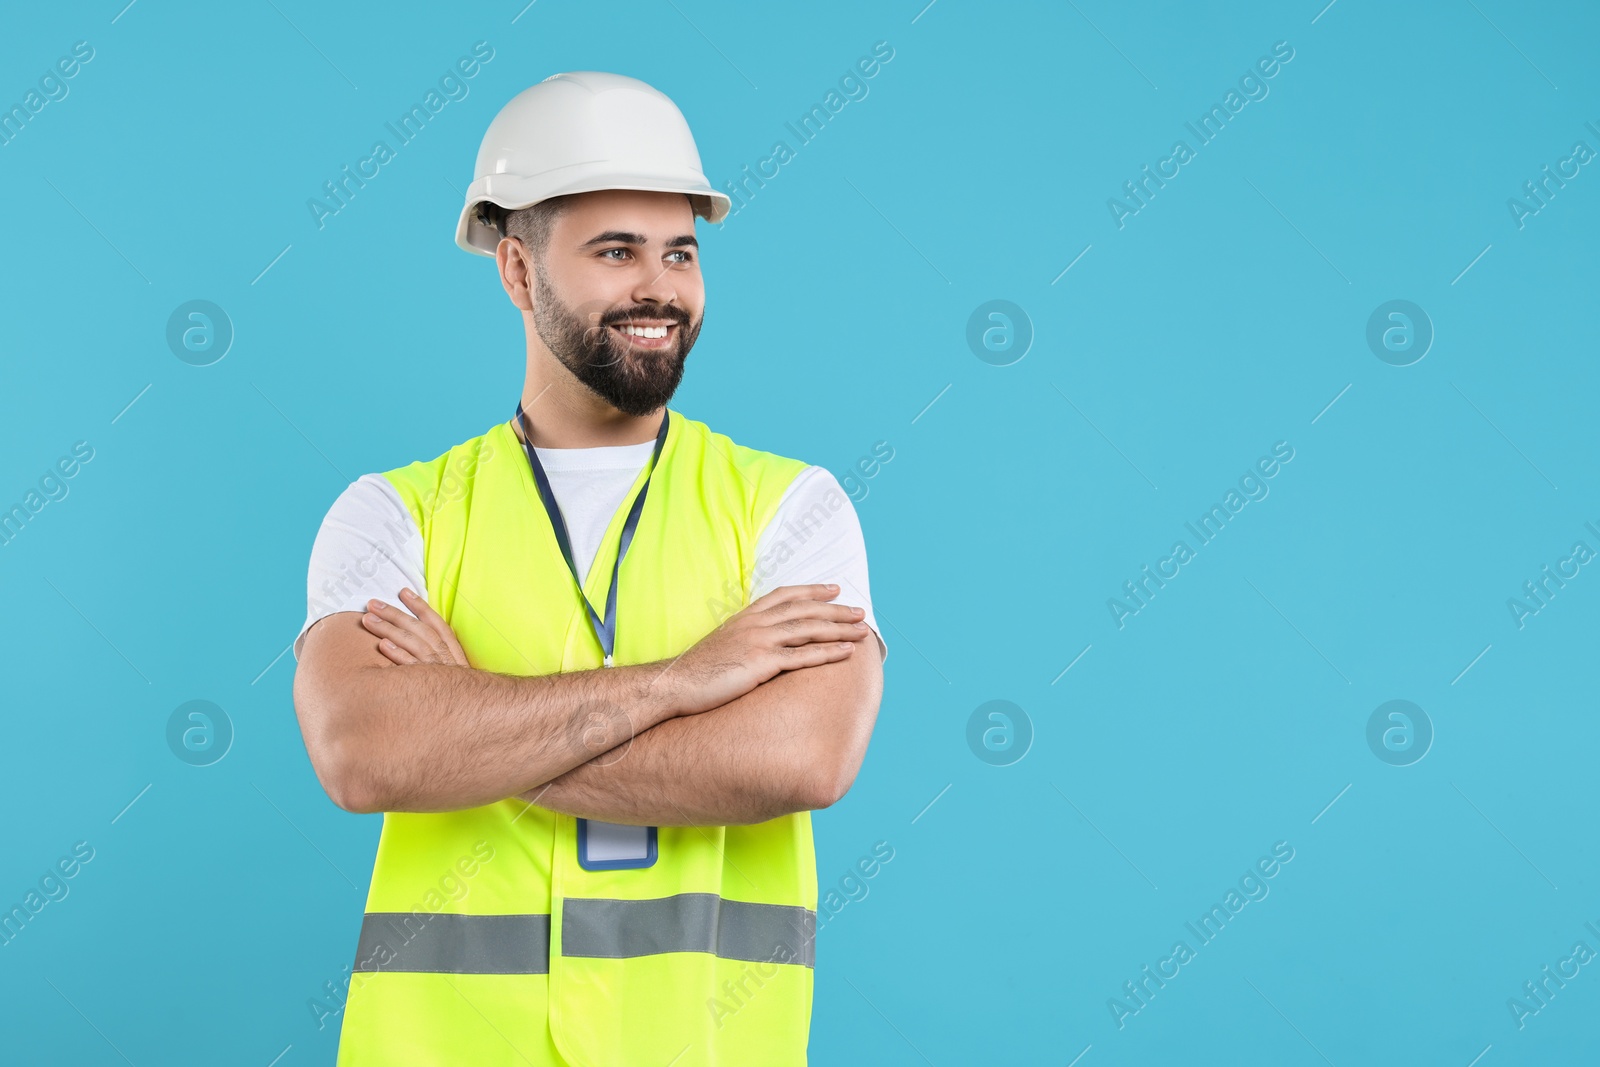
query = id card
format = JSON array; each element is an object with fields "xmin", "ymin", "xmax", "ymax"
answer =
[{"xmin": 577, "ymin": 818, "xmax": 658, "ymax": 870}]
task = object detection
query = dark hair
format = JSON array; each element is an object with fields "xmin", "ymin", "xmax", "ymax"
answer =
[{"xmin": 476, "ymin": 194, "xmax": 574, "ymax": 261}]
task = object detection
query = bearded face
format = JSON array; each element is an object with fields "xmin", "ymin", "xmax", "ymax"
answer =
[{"xmin": 532, "ymin": 266, "xmax": 703, "ymax": 417}]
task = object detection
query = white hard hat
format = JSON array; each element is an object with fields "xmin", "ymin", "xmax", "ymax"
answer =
[{"xmin": 455, "ymin": 71, "xmax": 730, "ymax": 257}]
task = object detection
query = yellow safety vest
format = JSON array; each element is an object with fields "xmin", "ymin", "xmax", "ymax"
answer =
[{"xmin": 335, "ymin": 409, "xmax": 816, "ymax": 1066}]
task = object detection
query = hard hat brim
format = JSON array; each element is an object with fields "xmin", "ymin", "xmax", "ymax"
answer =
[{"xmin": 456, "ymin": 170, "xmax": 731, "ymax": 257}]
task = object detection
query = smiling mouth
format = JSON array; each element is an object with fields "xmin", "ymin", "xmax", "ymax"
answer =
[{"xmin": 608, "ymin": 321, "xmax": 679, "ymax": 350}]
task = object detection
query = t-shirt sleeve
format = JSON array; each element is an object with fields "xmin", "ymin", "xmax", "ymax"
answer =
[
  {"xmin": 294, "ymin": 473, "xmax": 428, "ymax": 661},
  {"xmin": 752, "ymin": 466, "xmax": 887, "ymax": 663}
]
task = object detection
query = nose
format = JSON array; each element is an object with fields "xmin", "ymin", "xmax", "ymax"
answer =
[{"xmin": 629, "ymin": 259, "xmax": 681, "ymax": 309}]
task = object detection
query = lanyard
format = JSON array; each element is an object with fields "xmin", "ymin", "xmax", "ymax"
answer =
[{"xmin": 514, "ymin": 401, "xmax": 670, "ymax": 668}]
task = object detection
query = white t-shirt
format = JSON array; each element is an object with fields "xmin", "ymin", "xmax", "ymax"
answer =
[{"xmin": 295, "ymin": 435, "xmax": 886, "ymax": 665}]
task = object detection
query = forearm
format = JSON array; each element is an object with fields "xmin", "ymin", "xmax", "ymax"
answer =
[
  {"xmin": 305, "ymin": 658, "xmax": 678, "ymax": 814},
  {"xmin": 523, "ymin": 652, "xmax": 882, "ymax": 826}
]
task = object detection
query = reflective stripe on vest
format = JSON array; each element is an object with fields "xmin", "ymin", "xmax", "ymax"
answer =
[
  {"xmin": 564, "ymin": 893, "xmax": 816, "ymax": 967},
  {"xmin": 355, "ymin": 912, "xmax": 552, "ymax": 974},
  {"xmin": 355, "ymin": 894, "xmax": 816, "ymax": 976},
  {"xmin": 334, "ymin": 410, "xmax": 818, "ymax": 1067}
]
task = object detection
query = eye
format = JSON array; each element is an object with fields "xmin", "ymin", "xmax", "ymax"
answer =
[
  {"xmin": 667, "ymin": 250, "xmax": 695, "ymax": 264},
  {"xmin": 600, "ymin": 247, "xmax": 631, "ymax": 260}
]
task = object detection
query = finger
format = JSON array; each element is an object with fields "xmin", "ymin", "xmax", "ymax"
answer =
[
  {"xmin": 366, "ymin": 598, "xmax": 426, "ymax": 640},
  {"xmin": 398, "ymin": 588, "xmax": 449, "ymax": 640},
  {"xmin": 401, "ymin": 588, "xmax": 470, "ymax": 665},
  {"xmin": 768, "ymin": 618, "xmax": 872, "ymax": 647},
  {"xmin": 762, "ymin": 599, "xmax": 865, "ymax": 623},
  {"xmin": 766, "ymin": 639, "xmax": 857, "ymax": 671},
  {"xmin": 745, "ymin": 583, "xmax": 840, "ymax": 613},
  {"xmin": 362, "ymin": 605, "xmax": 436, "ymax": 660},
  {"xmin": 376, "ymin": 637, "xmax": 420, "ymax": 665}
]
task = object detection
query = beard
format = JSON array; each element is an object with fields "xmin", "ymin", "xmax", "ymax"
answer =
[{"xmin": 532, "ymin": 268, "xmax": 702, "ymax": 417}]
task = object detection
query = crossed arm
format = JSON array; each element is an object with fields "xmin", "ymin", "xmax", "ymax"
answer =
[
  {"xmin": 520, "ymin": 639, "xmax": 882, "ymax": 825},
  {"xmin": 291, "ymin": 585, "xmax": 884, "ymax": 825}
]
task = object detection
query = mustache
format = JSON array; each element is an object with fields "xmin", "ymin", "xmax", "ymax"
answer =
[
  {"xmin": 581, "ymin": 306, "xmax": 694, "ymax": 365},
  {"xmin": 598, "ymin": 305, "xmax": 691, "ymax": 328}
]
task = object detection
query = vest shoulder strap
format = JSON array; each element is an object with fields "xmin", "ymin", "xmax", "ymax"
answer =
[
  {"xmin": 673, "ymin": 412, "xmax": 811, "ymax": 538},
  {"xmin": 376, "ymin": 413, "xmax": 811, "ymax": 541},
  {"xmin": 377, "ymin": 424, "xmax": 502, "ymax": 542}
]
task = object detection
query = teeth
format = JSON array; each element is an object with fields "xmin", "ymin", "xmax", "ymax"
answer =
[{"xmin": 620, "ymin": 324, "xmax": 669, "ymax": 339}]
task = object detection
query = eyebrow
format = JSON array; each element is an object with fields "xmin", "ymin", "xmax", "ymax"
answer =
[{"xmin": 580, "ymin": 230, "xmax": 699, "ymax": 250}]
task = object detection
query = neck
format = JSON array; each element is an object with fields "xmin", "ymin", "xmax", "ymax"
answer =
[{"xmin": 516, "ymin": 365, "xmax": 663, "ymax": 449}]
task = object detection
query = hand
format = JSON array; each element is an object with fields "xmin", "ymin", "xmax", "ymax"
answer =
[
  {"xmin": 652, "ymin": 583, "xmax": 870, "ymax": 716},
  {"xmin": 362, "ymin": 589, "xmax": 471, "ymax": 668}
]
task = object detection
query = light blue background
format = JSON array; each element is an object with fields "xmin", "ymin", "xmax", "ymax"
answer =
[{"xmin": 3, "ymin": 1, "xmax": 1598, "ymax": 1063}]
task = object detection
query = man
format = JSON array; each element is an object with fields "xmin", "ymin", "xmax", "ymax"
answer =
[{"xmin": 291, "ymin": 71, "xmax": 886, "ymax": 1066}]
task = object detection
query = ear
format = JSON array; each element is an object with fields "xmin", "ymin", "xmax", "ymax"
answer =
[{"xmin": 497, "ymin": 237, "xmax": 535, "ymax": 312}]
